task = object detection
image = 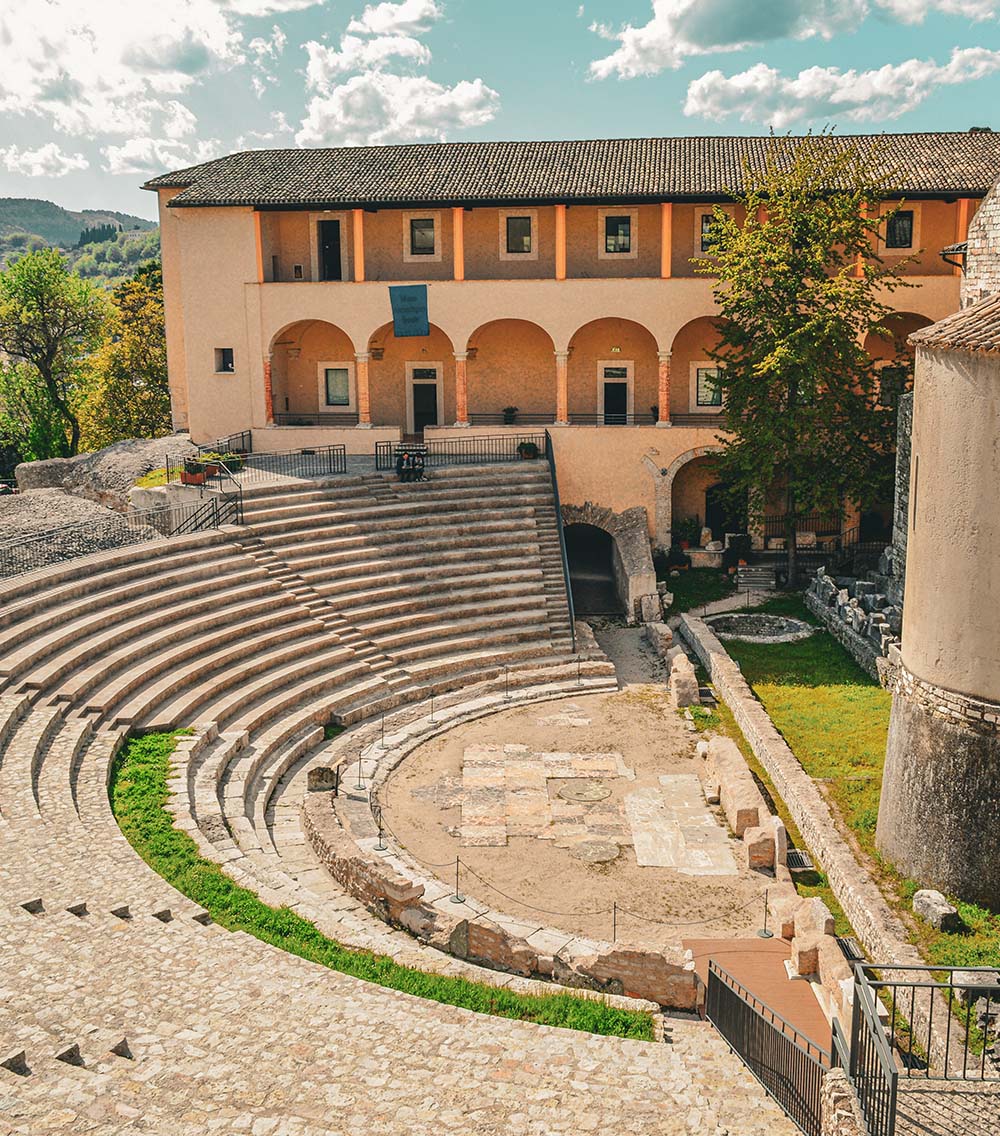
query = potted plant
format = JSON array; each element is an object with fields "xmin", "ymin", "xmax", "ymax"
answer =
[
  {"xmin": 502, "ymin": 406, "xmax": 519, "ymax": 425},
  {"xmin": 671, "ymin": 516, "xmax": 701, "ymax": 550},
  {"xmin": 516, "ymin": 441, "xmax": 539, "ymax": 460},
  {"xmin": 221, "ymin": 452, "xmax": 244, "ymax": 473},
  {"xmin": 200, "ymin": 451, "xmax": 222, "ymax": 476},
  {"xmin": 181, "ymin": 459, "xmax": 206, "ymax": 486}
]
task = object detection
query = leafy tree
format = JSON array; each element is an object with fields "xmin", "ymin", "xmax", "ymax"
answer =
[
  {"xmin": 0, "ymin": 248, "xmax": 107, "ymax": 457},
  {"xmin": 696, "ymin": 131, "xmax": 914, "ymax": 584},
  {"xmin": 76, "ymin": 261, "xmax": 171, "ymax": 449},
  {"xmin": 0, "ymin": 360, "xmax": 69, "ymax": 463}
]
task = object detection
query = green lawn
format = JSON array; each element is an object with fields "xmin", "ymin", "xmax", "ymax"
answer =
[
  {"xmin": 720, "ymin": 598, "xmax": 1000, "ymax": 969},
  {"xmin": 109, "ymin": 732, "xmax": 654, "ymax": 1039},
  {"xmin": 662, "ymin": 568, "xmax": 736, "ymax": 614}
]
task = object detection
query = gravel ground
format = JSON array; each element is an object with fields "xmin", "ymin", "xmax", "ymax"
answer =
[{"xmin": 0, "ymin": 489, "xmax": 122, "ymax": 541}]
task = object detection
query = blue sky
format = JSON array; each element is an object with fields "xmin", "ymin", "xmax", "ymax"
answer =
[{"xmin": 0, "ymin": 0, "xmax": 998, "ymax": 219}]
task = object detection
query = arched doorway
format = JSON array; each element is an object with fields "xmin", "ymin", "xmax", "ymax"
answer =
[
  {"xmin": 564, "ymin": 524, "xmax": 620, "ymax": 615},
  {"xmin": 704, "ymin": 482, "xmax": 746, "ymax": 543},
  {"xmin": 465, "ymin": 319, "xmax": 555, "ymax": 424},
  {"xmin": 269, "ymin": 320, "xmax": 357, "ymax": 424},
  {"xmin": 368, "ymin": 321, "xmax": 456, "ymax": 436},
  {"xmin": 669, "ymin": 316, "xmax": 726, "ymax": 418},
  {"xmin": 566, "ymin": 317, "xmax": 661, "ymax": 425}
]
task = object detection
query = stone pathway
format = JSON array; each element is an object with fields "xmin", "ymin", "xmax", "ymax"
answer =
[
  {"xmin": 626, "ymin": 774, "xmax": 738, "ymax": 875},
  {"xmin": 895, "ymin": 1079, "xmax": 1000, "ymax": 1136}
]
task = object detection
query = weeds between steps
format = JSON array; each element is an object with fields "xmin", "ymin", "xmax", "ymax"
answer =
[{"xmin": 109, "ymin": 732, "xmax": 654, "ymax": 1041}]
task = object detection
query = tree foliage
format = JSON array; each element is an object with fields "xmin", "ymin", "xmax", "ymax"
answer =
[
  {"xmin": 697, "ymin": 131, "xmax": 915, "ymax": 581},
  {"xmin": 77, "ymin": 262, "xmax": 172, "ymax": 450},
  {"xmin": 0, "ymin": 248, "xmax": 108, "ymax": 457}
]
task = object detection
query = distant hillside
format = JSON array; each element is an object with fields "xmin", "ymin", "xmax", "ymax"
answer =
[{"xmin": 0, "ymin": 198, "xmax": 155, "ymax": 247}]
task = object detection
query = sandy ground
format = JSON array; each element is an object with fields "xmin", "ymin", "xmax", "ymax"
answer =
[{"xmin": 381, "ymin": 680, "xmax": 768, "ymax": 951}]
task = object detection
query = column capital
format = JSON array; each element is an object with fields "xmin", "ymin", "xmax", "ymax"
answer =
[
  {"xmin": 453, "ymin": 351, "xmax": 468, "ymax": 362},
  {"xmin": 554, "ymin": 349, "xmax": 570, "ymax": 361},
  {"xmin": 355, "ymin": 351, "xmax": 371, "ymax": 363},
  {"xmin": 657, "ymin": 350, "xmax": 672, "ymax": 363}
]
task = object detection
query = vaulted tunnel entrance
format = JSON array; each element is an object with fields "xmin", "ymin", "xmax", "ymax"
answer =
[{"xmin": 564, "ymin": 523, "xmax": 622, "ymax": 615}]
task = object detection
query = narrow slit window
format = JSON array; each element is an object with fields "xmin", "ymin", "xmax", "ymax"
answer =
[
  {"xmin": 214, "ymin": 348, "xmax": 234, "ymax": 373},
  {"xmin": 605, "ymin": 215, "xmax": 631, "ymax": 254}
]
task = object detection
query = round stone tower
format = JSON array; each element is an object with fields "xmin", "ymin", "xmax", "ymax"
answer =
[{"xmin": 876, "ymin": 294, "xmax": 1000, "ymax": 909}]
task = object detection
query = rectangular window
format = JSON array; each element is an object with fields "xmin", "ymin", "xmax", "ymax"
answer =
[
  {"xmin": 324, "ymin": 367, "xmax": 351, "ymax": 407},
  {"xmin": 292, "ymin": 263, "xmax": 304, "ymax": 280},
  {"xmin": 271, "ymin": 254, "xmax": 280, "ymax": 282},
  {"xmin": 696, "ymin": 366, "xmax": 723, "ymax": 407},
  {"xmin": 214, "ymin": 348, "xmax": 234, "ymax": 373},
  {"xmin": 506, "ymin": 215, "xmax": 532, "ymax": 254},
  {"xmin": 700, "ymin": 212, "xmax": 716, "ymax": 253},
  {"xmin": 409, "ymin": 218, "xmax": 436, "ymax": 256},
  {"xmin": 604, "ymin": 215, "xmax": 631, "ymax": 254},
  {"xmin": 412, "ymin": 367, "xmax": 438, "ymax": 381},
  {"xmin": 603, "ymin": 366, "xmax": 629, "ymax": 380},
  {"xmin": 886, "ymin": 210, "xmax": 914, "ymax": 249}
]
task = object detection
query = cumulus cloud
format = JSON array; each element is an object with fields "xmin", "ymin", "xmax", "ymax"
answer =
[
  {"xmin": 347, "ymin": 0, "xmax": 442, "ymax": 36},
  {"xmin": 0, "ymin": 0, "xmax": 240, "ymax": 137},
  {"xmin": 225, "ymin": 0, "xmax": 324, "ymax": 13},
  {"xmin": 305, "ymin": 34, "xmax": 431, "ymax": 83},
  {"xmin": 296, "ymin": 72, "xmax": 499, "ymax": 146},
  {"xmin": 590, "ymin": 0, "xmax": 998, "ymax": 79},
  {"xmin": 235, "ymin": 111, "xmax": 295, "ymax": 148},
  {"xmin": 684, "ymin": 47, "xmax": 1000, "ymax": 126},
  {"xmin": 0, "ymin": 143, "xmax": 89, "ymax": 177},
  {"xmin": 102, "ymin": 136, "xmax": 222, "ymax": 176}
]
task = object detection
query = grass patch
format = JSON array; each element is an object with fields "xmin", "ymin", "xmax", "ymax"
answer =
[
  {"xmin": 720, "ymin": 597, "xmax": 999, "ymax": 968},
  {"xmin": 663, "ymin": 568, "xmax": 736, "ymax": 614},
  {"xmin": 134, "ymin": 466, "xmax": 169, "ymax": 488},
  {"xmin": 109, "ymin": 732, "xmax": 655, "ymax": 1040}
]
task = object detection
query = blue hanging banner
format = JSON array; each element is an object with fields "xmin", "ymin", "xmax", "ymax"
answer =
[{"xmin": 389, "ymin": 284, "xmax": 430, "ymax": 338}]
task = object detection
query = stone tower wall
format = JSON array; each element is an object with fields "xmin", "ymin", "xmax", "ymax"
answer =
[{"xmin": 962, "ymin": 180, "xmax": 1000, "ymax": 307}]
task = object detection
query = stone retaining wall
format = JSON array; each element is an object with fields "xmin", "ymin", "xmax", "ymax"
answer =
[
  {"xmin": 820, "ymin": 1068, "xmax": 866, "ymax": 1136},
  {"xmin": 303, "ymin": 791, "xmax": 699, "ymax": 1009},
  {"xmin": 679, "ymin": 614, "xmax": 921, "ymax": 973},
  {"xmin": 805, "ymin": 569, "xmax": 901, "ymax": 680}
]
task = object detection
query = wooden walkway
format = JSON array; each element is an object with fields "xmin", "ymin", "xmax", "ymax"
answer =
[{"xmin": 684, "ymin": 936, "xmax": 833, "ymax": 1053}]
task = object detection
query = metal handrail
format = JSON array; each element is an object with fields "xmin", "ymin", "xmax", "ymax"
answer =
[{"xmin": 544, "ymin": 430, "xmax": 576, "ymax": 655}]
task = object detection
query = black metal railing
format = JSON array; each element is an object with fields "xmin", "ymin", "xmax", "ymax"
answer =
[
  {"xmin": 706, "ymin": 961, "xmax": 831, "ymax": 1136},
  {"xmin": 468, "ymin": 413, "xmax": 556, "ymax": 426},
  {"xmin": 0, "ymin": 496, "xmax": 241, "ymax": 579},
  {"xmin": 763, "ymin": 512, "xmax": 843, "ymax": 538},
  {"xmin": 567, "ymin": 412, "xmax": 659, "ymax": 426},
  {"xmin": 856, "ymin": 963, "xmax": 1000, "ymax": 1083},
  {"xmin": 669, "ymin": 413, "xmax": 729, "ymax": 429},
  {"xmin": 830, "ymin": 526, "xmax": 886, "ymax": 575},
  {"xmin": 196, "ymin": 430, "xmax": 253, "ymax": 457},
  {"xmin": 544, "ymin": 430, "xmax": 576, "ymax": 655},
  {"xmin": 272, "ymin": 412, "xmax": 360, "ymax": 427},
  {"xmin": 374, "ymin": 433, "xmax": 546, "ymax": 471},
  {"xmin": 168, "ymin": 446, "xmax": 347, "ymax": 486},
  {"xmin": 848, "ymin": 968, "xmax": 899, "ymax": 1136}
]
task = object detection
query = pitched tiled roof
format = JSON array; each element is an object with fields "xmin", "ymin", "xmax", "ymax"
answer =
[
  {"xmin": 910, "ymin": 292, "xmax": 1000, "ymax": 355},
  {"xmin": 143, "ymin": 133, "xmax": 1000, "ymax": 209}
]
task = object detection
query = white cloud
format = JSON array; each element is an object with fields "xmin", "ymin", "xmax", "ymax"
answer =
[
  {"xmin": 347, "ymin": 0, "xmax": 442, "ymax": 36},
  {"xmin": 0, "ymin": 0, "xmax": 241, "ymax": 137},
  {"xmin": 296, "ymin": 72, "xmax": 499, "ymax": 146},
  {"xmin": 304, "ymin": 34, "xmax": 431, "ymax": 84},
  {"xmin": 248, "ymin": 25, "xmax": 288, "ymax": 63},
  {"xmin": 225, "ymin": 0, "xmax": 324, "ymax": 13},
  {"xmin": 163, "ymin": 101, "xmax": 199, "ymax": 140},
  {"xmin": 589, "ymin": 0, "xmax": 998, "ymax": 80},
  {"xmin": 684, "ymin": 47, "xmax": 1000, "ymax": 126},
  {"xmin": 0, "ymin": 143, "xmax": 89, "ymax": 177},
  {"xmin": 102, "ymin": 136, "xmax": 222, "ymax": 176},
  {"xmin": 235, "ymin": 111, "xmax": 295, "ymax": 148}
]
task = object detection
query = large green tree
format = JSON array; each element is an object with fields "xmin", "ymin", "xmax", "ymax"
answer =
[
  {"xmin": 0, "ymin": 248, "xmax": 107, "ymax": 457},
  {"xmin": 77, "ymin": 262, "xmax": 172, "ymax": 450},
  {"xmin": 697, "ymin": 131, "xmax": 914, "ymax": 583}
]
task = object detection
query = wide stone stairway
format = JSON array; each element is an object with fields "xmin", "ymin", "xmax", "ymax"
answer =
[{"xmin": 0, "ymin": 461, "xmax": 797, "ymax": 1134}]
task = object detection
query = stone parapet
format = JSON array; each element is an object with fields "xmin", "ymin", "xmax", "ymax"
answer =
[{"xmin": 680, "ymin": 614, "xmax": 922, "ymax": 972}]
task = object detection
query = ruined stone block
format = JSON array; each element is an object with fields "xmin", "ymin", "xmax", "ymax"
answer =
[
  {"xmin": 795, "ymin": 896, "xmax": 836, "ymax": 938},
  {"xmin": 744, "ymin": 826, "xmax": 775, "ymax": 871},
  {"xmin": 913, "ymin": 889, "xmax": 963, "ymax": 931},
  {"xmin": 792, "ymin": 934, "xmax": 821, "ymax": 977},
  {"xmin": 644, "ymin": 621, "xmax": 674, "ymax": 658},
  {"xmin": 670, "ymin": 653, "xmax": 700, "ymax": 708}
]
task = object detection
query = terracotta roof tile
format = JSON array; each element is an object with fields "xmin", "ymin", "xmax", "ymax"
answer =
[
  {"xmin": 910, "ymin": 293, "xmax": 1000, "ymax": 355},
  {"xmin": 142, "ymin": 133, "xmax": 1000, "ymax": 209}
]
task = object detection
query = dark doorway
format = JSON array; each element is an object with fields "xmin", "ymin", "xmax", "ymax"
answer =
[
  {"xmin": 412, "ymin": 379, "xmax": 438, "ymax": 434},
  {"xmin": 318, "ymin": 220, "xmax": 342, "ymax": 281},
  {"xmin": 564, "ymin": 523, "xmax": 621, "ymax": 614},
  {"xmin": 602, "ymin": 367, "xmax": 629, "ymax": 425},
  {"xmin": 704, "ymin": 482, "xmax": 746, "ymax": 542}
]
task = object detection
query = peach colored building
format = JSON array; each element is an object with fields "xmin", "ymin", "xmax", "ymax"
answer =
[{"xmin": 145, "ymin": 132, "xmax": 1000, "ymax": 545}]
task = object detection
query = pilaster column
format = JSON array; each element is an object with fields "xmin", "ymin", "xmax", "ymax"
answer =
[
  {"xmin": 454, "ymin": 352, "xmax": 470, "ymax": 426},
  {"xmin": 656, "ymin": 351, "xmax": 672, "ymax": 426},
  {"xmin": 355, "ymin": 352, "xmax": 372, "ymax": 427},
  {"xmin": 659, "ymin": 203, "xmax": 672, "ymax": 278},
  {"xmin": 452, "ymin": 207, "xmax": 465, "ymax": 281},
  {"xmin": 263, "ymin": 354, "xmax": 274, "ymax": 424},
  {"xmin": 555, "ymin": 350, "xmax": 569, "ymax": 424},
  {"xmin": 353, "ymin": 209, "xmax": 365, "ymax": 282},
  {"xmin": 554, "ymin": 205, "xmax": 567, "ymax": 281}
]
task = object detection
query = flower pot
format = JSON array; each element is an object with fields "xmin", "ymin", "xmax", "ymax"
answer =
[
  {"xmin": 181, "ymin": 470, "xmax": 206, "ymax": 486},
  {"xmin": 679, "ymin": 540, "xmax": 690, "ymax": 550},
  {"xmin": 203, "ymin": 461, "xmax": 221, "ymax": 477}
]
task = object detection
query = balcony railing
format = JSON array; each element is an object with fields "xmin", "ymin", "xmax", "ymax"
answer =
[{"xmin": 273, "ymin": 412, "xmax": 360, "ymax": 427}]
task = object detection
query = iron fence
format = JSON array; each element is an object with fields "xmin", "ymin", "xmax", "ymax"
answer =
[
  {"xmin": 374, "ymin": 433, "xmax": 546, "ymax": 471},
  {"xmin": 544, "ymin": 430, "xmax": 576, "ymax": 654},
  {"xmin": 763, "ymin": 512, "xmax": 843, "ymax": 538},
  {"xmin": 272, "ymin": 413, "xmax": 359, "ymax": 427},
  {"xmin": 168, "ymin": 446, "xmax": 347, "ymax": 486},
  {"xmin": 468, "ymin": 413, "xmax": 556, "ymax": 426},
  {"xmin": 567, "ymin": 412, "xmax": 659, "ymax": 426},
  {"xmin": 849, "ymin": 970, "xmax": 899, "ymax": 1136},
  {"xmin": 196, "ymin": 430, "xmax": 253, "ymax": 457},
  {"xmin": 706, "ymin": 960, "xmax": 831, "ymax": 1136},
  {"xmin": 0, "ymin": 495, "xmax": 241, "ymax": 579}
]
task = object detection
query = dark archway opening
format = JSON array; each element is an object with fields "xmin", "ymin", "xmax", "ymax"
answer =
[
  {"xmin": 564, "ymin": 523, "xmax": 621, "ymax": 615},
  {"xmin": 705, "ymin": 482, "xmax": 747, "ymax": 542}
]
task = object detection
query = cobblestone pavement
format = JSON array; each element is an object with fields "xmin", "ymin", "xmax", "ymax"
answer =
[{"xmin": 895, "ymin": 1080, "xmax": 1000, "ymax": 1136}]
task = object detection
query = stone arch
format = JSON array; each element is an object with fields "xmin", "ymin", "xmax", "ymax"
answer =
[
  {"xmin": 566, "ymin": 317, "xmax": 661, "ymax": 423},
  {"xmin": 864, "ymin": 311, "xmax": 934, "ymax": 362},
  {"xmin": 268, "ymin": 319, "xmax": 357, "ymax": 422},
  {"xmin": 560, "ymin": 502, "xmax": 657, "ymax": 623},
  {"xmin": 367, "ymin": 321, "xmax": 456, "ymax": 431},
  {"xmin": 642, "ymin": 445, "xmax": 726, "ymax": 551},
  {"xmin": 669, "ymin": 316, "xmax": 726, "ymax": 417},
  {"xmin": 465, "ymin": 319, "xmax": 556, "ymax": 422}
]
